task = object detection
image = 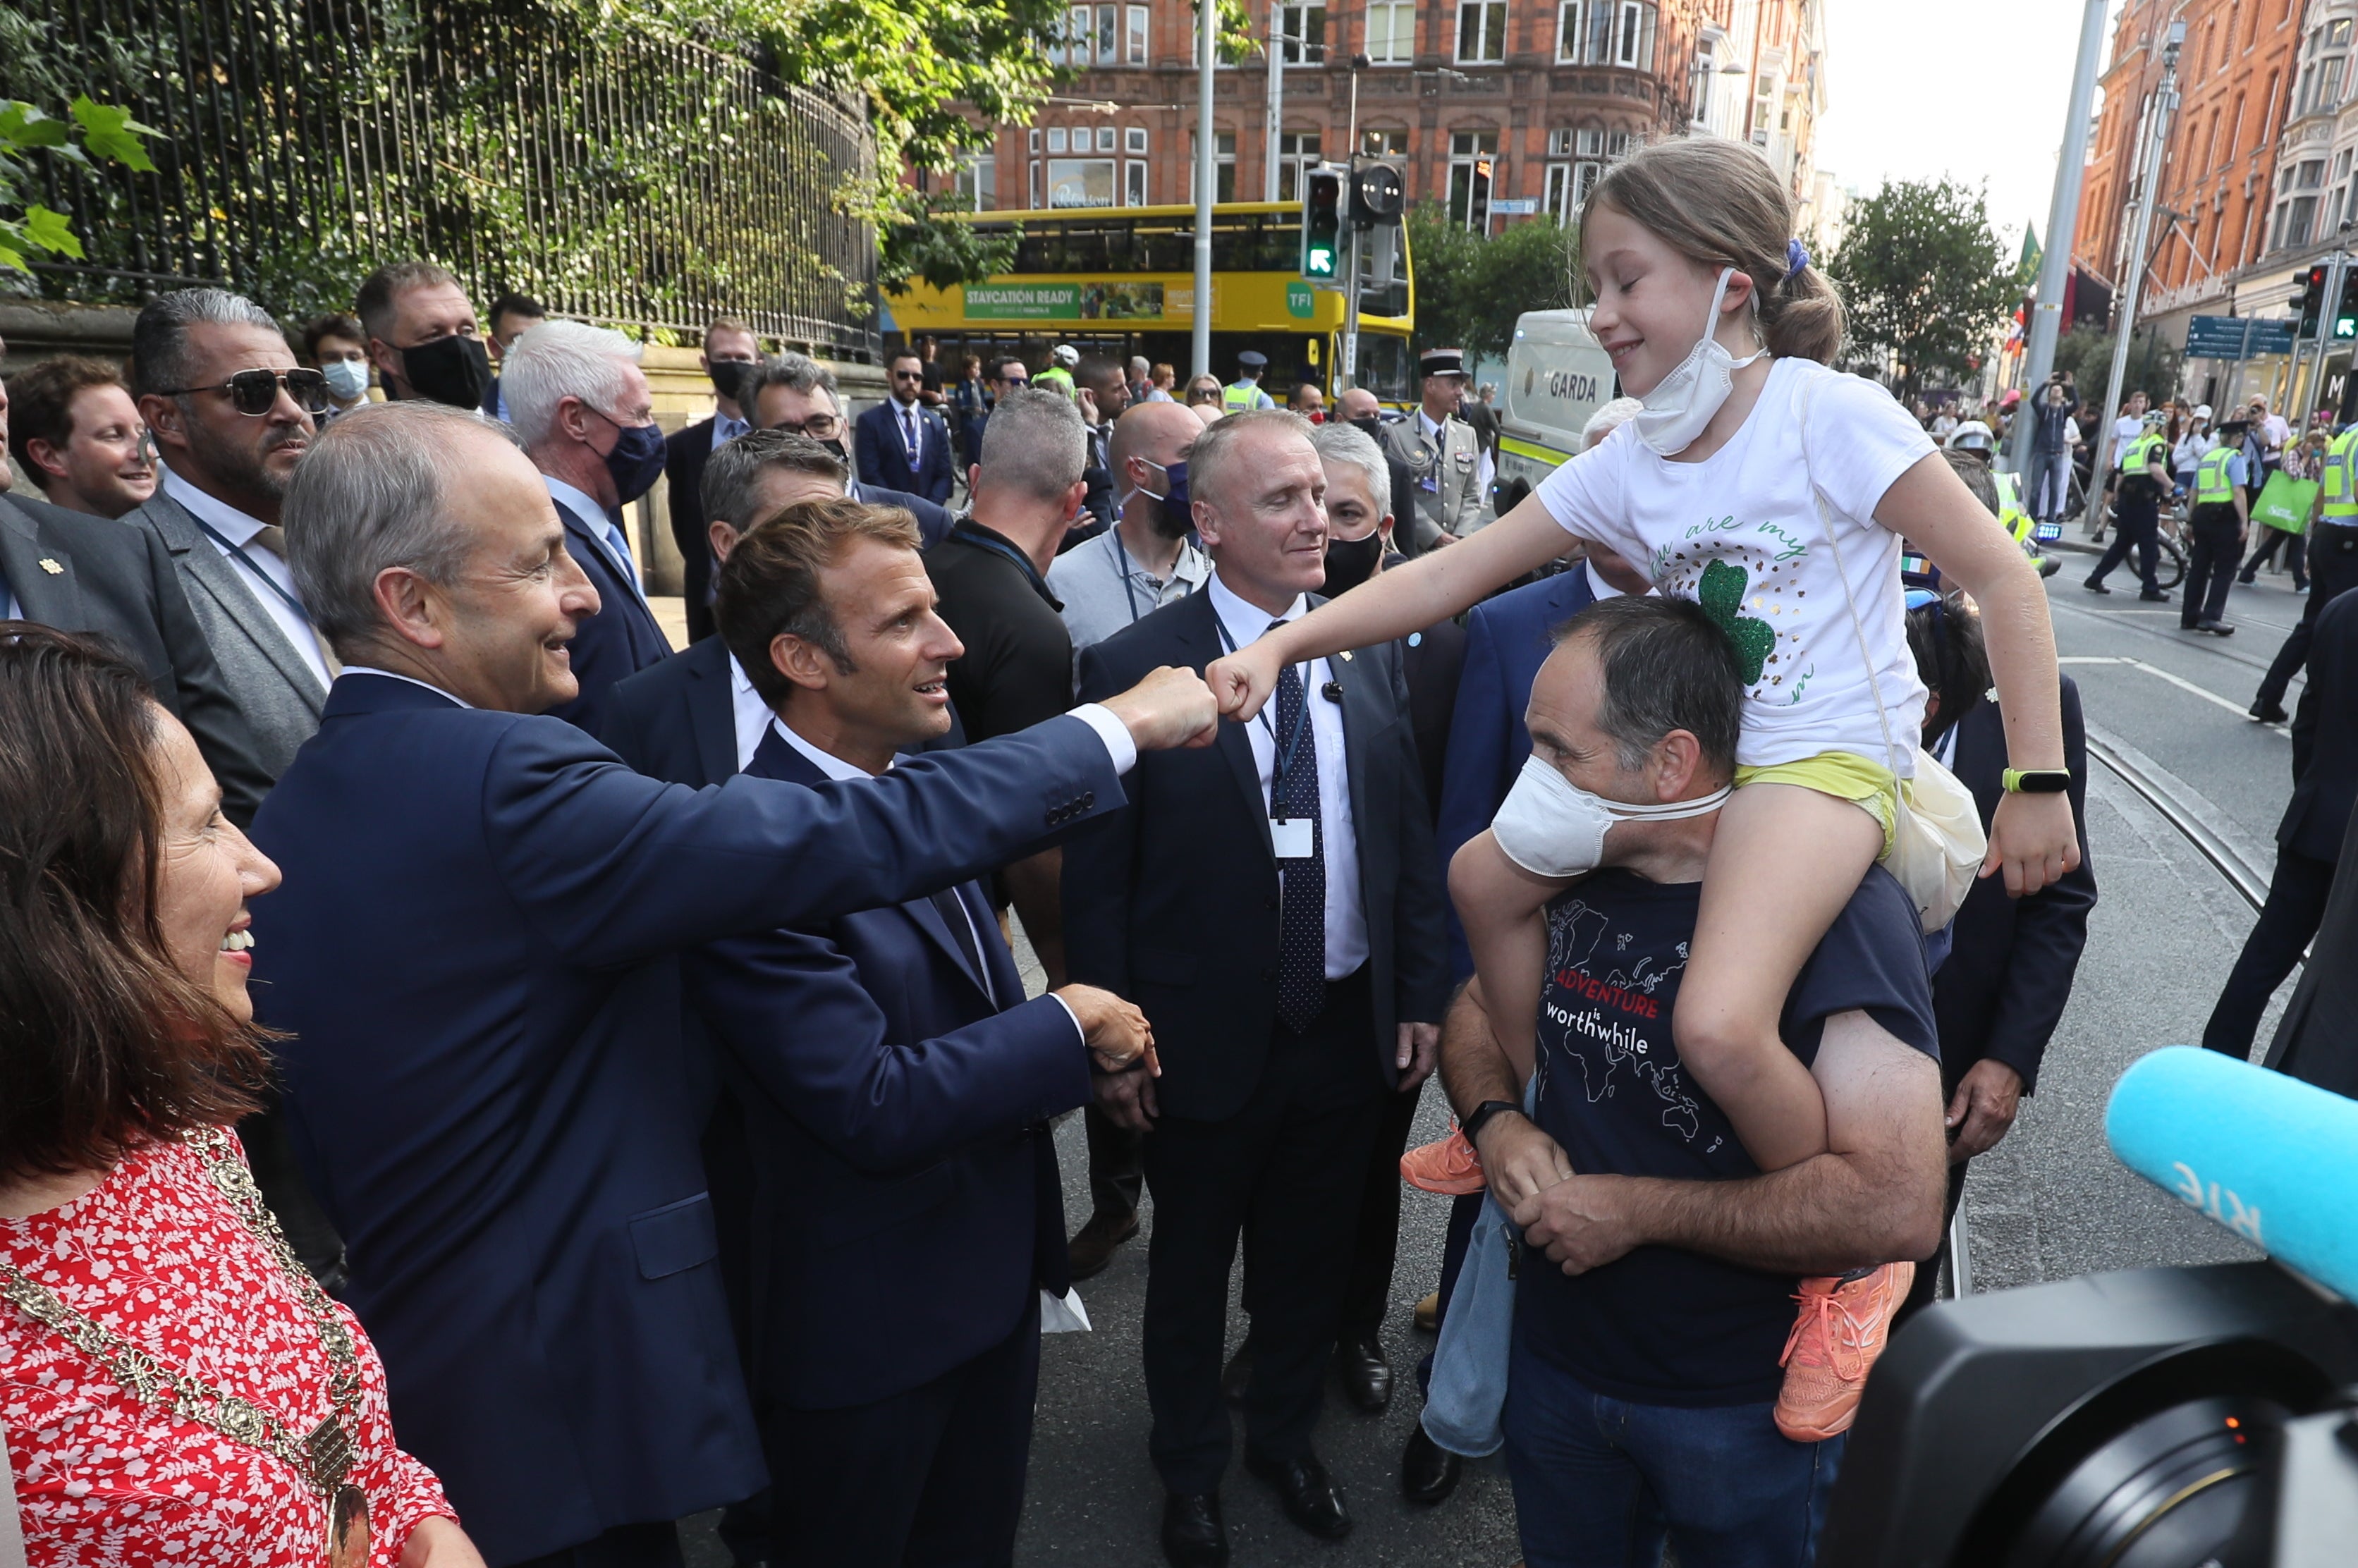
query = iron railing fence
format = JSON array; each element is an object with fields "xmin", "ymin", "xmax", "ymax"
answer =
[{"xmin": 1, "ymin": 0, "xmax": 880, "ymax": 358}]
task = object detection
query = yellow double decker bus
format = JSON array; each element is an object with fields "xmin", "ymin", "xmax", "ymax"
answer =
[{"xmin": 888, "ymin": 201, "xmax": 1416, "ymax": 404}]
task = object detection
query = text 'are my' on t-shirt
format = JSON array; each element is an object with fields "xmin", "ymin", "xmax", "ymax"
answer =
[{"xmin": 1534, "ymin": 357, "xmax": 1938, "ymax": 775}]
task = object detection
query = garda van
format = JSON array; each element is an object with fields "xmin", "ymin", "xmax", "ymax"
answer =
[{"xmin": 1497, "ymin": 309, "xmax": 1618, "ymax": 492}]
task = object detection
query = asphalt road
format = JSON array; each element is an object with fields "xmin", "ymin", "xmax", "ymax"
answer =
[{"xmin": 683, "ymin": 550, "xmax": 2319, "ymax": 1568}]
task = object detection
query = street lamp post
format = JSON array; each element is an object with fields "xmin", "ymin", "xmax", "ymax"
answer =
[
  {"xmin": 2094, "ymin": 20, "xmax": 2185, "ymax": 496},
  {"xmin": 1193, "ymin": 0, "xmax": 1215, "ymax": 379}
]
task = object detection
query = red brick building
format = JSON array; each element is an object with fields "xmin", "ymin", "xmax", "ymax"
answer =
[{"xmin": 951, "ymin": 0, "xmax": 1827, "ymax": 233}]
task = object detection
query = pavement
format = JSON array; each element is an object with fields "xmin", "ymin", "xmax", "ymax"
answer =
[{"xmin": 680, "ymin": 557, "xmax": 2321, "ymax": 1568}]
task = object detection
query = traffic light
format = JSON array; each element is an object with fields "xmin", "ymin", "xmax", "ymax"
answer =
[
  {"xmin": 1348, "ymin": 163, "xmax": 1404, "ymax": 230},
  {"xmin": 2335, "ymin": 269, "xmax": 2358, "ymax": 338},
  {"xmin": 2297, "ymin": 264, "xmax": 2328, "ymax": 338},
  {"xmin": 1301, "ymin": 166, "xmax": 1343, "ymax": 281}
]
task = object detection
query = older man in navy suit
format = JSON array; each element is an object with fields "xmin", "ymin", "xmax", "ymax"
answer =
[
  {"xmin": 854, "ymin": 348, "xmax": 956, "ymax": 505},
  {"xmin": 250, "ymin": 401, "xmax": 1217, "ymax": 1567},
  {"xmin": 690, "ymin": 495, "xmax": 1158, "ymax": 1562},
  {"xmin": 506, "ymin": 320, "xmax": 675, "ymax": 735}
]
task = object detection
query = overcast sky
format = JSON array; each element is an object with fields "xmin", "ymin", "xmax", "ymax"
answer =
[{"xmin": 1813, "ymin": 0, "xmax": 2115, "ymax": 255}]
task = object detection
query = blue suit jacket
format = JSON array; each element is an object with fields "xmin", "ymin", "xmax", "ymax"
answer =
[
  {"xmin": 685, "ymin": 728, "xmax": 1087, "ymax": 1410},
  {"xmin": 1929, "ymin": 678, "xmax": 2096, "ymax": 1093},
  {"xmin": 1434, "ymin": 569, "xmax": 1599, "ymax": 979},
  {"xmin": 546, "ymin": 493, "xmax": 673, "ymax": 735},
  {"xmin": 848, "ymin": 477, "xmax": 954, "ymax": 551},
  {"xmin": 854, "ymin": 400, "xmax": 955, "ymax": 505},
  {"xmin": 248, "ymin": 674, "xmax": 1123, "ymax": 1562}
]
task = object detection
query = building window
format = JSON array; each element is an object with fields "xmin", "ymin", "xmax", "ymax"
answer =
[
  {"xmin": 1606, "ymin": 129, "xmax": 1631, "ymax": 157},
  {"xmin": 1449, "ymin": 129, "xmax": 1498, "ymax": 228},
  {"xmin": 1125, "ymin": 159, "xmax": 1149, "ymax": 205},
  {"xmin": 1279, "ymin": 0, "xmax": 1325, "ymax": 63},
  {"xmin": 1278, "ymin": 130, "xmax": 1323, "ymax": 201},
  {"xmin": 1028, "ymin": 128, "xmax": 1041, "ymax": 153},
  {"xmin": 1098, "ymin": 4, "xmax": 1118, "ymax": 63},
  {"xmin": 2334, "ymin": 18, "xmax": 2354, "ymax": 46},
  {"xmin": 1190, "ymin": 130, "xmax": 1239, "ymax": 202},
  {"xmin": 956, "ymin": 151, "xmax": 998, "ymax": 211},
  {"xmin": 1126, "ymin": 126, "xmax": 1149, "ymax": 154},
  {"xmin": 1128, "ymin": 4, "xmax": 1149, "ymax": 63},
  {"xmin": 1101, "ymin": 125, "xmax": 1120, "ymax": 152},
  {"xmin": 1556, "ymin": 1, "xmax": 1581, "ymax": 61},
  {"xmin": 1361, "ymin": 126, "xmax": 1409, "ymax": 157},
  {"xmin": 1047, "ymin": 126, "xmax": 1068, "ymax": 153},
  {"xmin": 1545, "ymin": 158, "xmax": 1601, "ymax": 221},
  {"xmin": 1048, "ymin": 158, "xmax": 1118, "ymax": 207},
  {"xmin": 1614, "ymin": 0, "xmax": 1652, "ymax": 68},
  {"xmin": 1457, "ymin": 0, "xmax": 1506, "ymax": 63},
  {"xmin": 1752, "ymin": 75, "xmax": 1777, "ymax": 142},
  {"xmin": 1367, "ymin": 0, "xmax": 1415, "ymax": 62},
  {"xmin": 1030, "ymin": 159, "xmax": 1044, "ymax": 207}
]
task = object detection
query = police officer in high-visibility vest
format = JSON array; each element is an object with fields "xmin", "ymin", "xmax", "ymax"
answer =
[
  {"xmin": 2253, "ymin": 417, "xmax": 2358, "ymax": 721},
  {"xmin": 1223, "ymin": 349, "xmax": 1277, "ymax": 414},
  {"xmin": 2182, "ymin": 428, "xmax": 2251, "ymax": 635},
  {"xmin": 1953, "ymin": 419, "xmax": 2060, "ymax": 580},
  {"xmin": 1037, "ymin": 343, "xmax": 1080, "ymax": 401},
  {"xmin": 2085, "ymin": 408, "xmax": 2176, "ymax": 600}
]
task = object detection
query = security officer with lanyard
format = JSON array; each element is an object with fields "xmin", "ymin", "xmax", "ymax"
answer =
[
  {"xmin": 1223, "ymin": 350, "xmax": 1277, "ymax": 414},
  {"xmin": 2084, "ymin": 408, "xmax": 2175, "ymax": 601},
  {"xmin": 2181, "ymin": 427, "xmax": 2251, "ymax": 635},
  {"xmin": 1379, "ymin": 347, "xmax": 1487, "ymax": 552},
  {"xmin": 2253, "ymin": 417, "xmax": 2358, "ymax": 721}
]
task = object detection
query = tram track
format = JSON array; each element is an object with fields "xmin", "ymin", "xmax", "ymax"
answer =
[{"xmin": 2082, "ymin": 731, "xmax": 2268, "ymax": 914}]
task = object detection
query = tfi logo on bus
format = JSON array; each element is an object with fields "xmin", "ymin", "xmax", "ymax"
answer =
[{"xmin": 1286, "ymin": 281, "xmax": 1315, "ymax": 319}]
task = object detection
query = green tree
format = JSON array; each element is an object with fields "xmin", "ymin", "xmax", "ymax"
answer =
[
  {"xmin": 1405, "ymin": 203, "xmax": 1580, "ymax": 365},
  {"xmin": 0, "ymin": 97, "xmax": 153, "ymax": 275},
  {"xmin": 2049, "ymin": 324, "xmax": 2182, "ymax": 406},
  {"xmin": 1827, "ymin": 177, "xmax": 2024, "ymax": 393}
]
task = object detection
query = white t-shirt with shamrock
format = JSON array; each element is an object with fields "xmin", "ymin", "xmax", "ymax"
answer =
[{"xmin": 1534, "ymin": 356, "xmax": 1937, "ymax": 776}]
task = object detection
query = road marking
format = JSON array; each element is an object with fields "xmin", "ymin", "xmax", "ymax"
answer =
[{"xmin": 2058, "ymin": 655, "xmax": 2285, "ymax": 729}]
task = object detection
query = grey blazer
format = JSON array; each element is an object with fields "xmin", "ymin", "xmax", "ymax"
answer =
[
  {"xmin": 124, "ymin": 487, "xmax": 328, "ymax": 780},
  {"xmin": 0, "ymin": 490, "xmax": 274, "ymax": 822}
]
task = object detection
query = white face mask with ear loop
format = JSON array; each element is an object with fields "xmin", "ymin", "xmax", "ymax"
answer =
[
  {"xmin": 1490, "ymin": 753, "xmax": 1733, "ymax": 880},
  {"xmin": 1629, "ymin": 266, "xmax": 1766, "ymax": 458}
]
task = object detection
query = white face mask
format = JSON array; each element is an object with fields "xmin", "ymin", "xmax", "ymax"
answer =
[
  {"xmin": 322, "ymin": 357, "xmax": 371, "ymax": 403},
  {"xmin": 1490, "ymin": 753, "xmax": 1733, "ymax": 880},
  {"xmin": 1629, "ymin": 267, "xmax": 1765, "ymax": 458}
]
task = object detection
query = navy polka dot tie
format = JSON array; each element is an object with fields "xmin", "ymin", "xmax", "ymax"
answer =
[{"xmin": 1271, "ymin": 627, "xmax": 1326, "ymax": 1032}]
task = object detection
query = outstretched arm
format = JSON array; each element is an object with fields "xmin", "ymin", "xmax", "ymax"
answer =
[
  {"xmin": 1513, "ymin": 1009, "xmax": 1945, "ymax": 1276},
  {"xmin": 1886, "ymin": 453, "xmax": 2079, "ymax": 896},
  {"xmin": 1207, "ymin": 493, "xmax": 1577, "ymax": 722}
]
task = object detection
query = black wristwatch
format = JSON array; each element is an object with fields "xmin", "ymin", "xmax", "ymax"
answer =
[{"xmin": 1460, "ymin": 1099, "xmax": 1523, "ymax": 1146}]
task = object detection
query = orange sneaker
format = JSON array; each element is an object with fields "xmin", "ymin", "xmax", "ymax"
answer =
[
  {"xmin": 1400, "ymin": 1127, "xmax": 1486, "ymax": 1194},
  {"xmin": 1773, "ymin": 1261, "xmax": 1914, "ymax": 1442}
]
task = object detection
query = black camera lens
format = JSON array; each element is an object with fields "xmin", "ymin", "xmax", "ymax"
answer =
[{"xmin": 2003, "ymin": 1395, "xmax": 2285, "ymax": 1567}]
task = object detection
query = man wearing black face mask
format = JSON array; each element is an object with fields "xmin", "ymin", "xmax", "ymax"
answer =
[
  {"xmin": 665, "ymin": 317, "xmax": 764, "ymax": 642},
  {"xmin": 504, "ymin": 319, "xmax": 674, "ymax": 733},
  {"xmin": 355, "ymin": 261, "xmax": 494, "ymax": 412}
]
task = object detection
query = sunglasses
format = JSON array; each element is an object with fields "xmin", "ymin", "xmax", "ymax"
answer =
[{"xmin": 161, "ymin": 367, "xmax": 331, "ymax": 416}]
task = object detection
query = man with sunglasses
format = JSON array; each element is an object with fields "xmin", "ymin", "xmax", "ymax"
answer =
[
  {"xmin": 745, "ymin": 353, "xmax": 953, "ymax": 549},
  {"xmin": 125, "ymin": 287, "xmax": 336, "ymax": 783},
  {"xmin": 961, "ymin": 355, "xmax": 1031, "ymax": 474},
  {"xmin": 855, "ymin": 348, "xmax": 956, "ymax": 507}
]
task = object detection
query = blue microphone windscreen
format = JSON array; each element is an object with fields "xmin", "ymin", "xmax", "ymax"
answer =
[{"xmin": 2107, "ymin": 1046, "xmax": 2358, "ymax": 1301}]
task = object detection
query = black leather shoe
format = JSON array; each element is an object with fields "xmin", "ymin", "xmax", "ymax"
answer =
[
  {"xmin": 2139, "ymin": 589, "xmax": 2173, "ymax": 602},
  {"xmin": 2198, "ymin": 620, "xmax": 2237, "ymax": 636},
  {"xmin": 1066, "ymin": 1208, "xmax": 1139, "ymax": 1281},
  {"xmin": 1244, "ymin": 1449, "xmax": 1352, "ymax": 1540},
  {"xmin": 1160, "ymin": 1490, "xmax": 1228, "ymax": 1567},
  {"xmin": 1221, "ymin": 1342, "xmax": 1252, "ymax": 1407},
  {"xmin": 1334, "ymin": 1335, "xmax": 1393, "ymax": 1413},
  {"xmin": 1400, "ymin": 1421, "xmax": 1462, "ymax": 1505},
  {"xmin": 2252, "ymin": 699, "xmax": 2290, "ymax": 723},
  {"xmin": 2083, "ymin": 578, "xmax": 2111, "ymax": 594}
]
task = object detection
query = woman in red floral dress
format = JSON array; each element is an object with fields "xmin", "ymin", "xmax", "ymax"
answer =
[{"xmin": 0, "ymin": 627, "xmax": 484, "ymax": 1568}]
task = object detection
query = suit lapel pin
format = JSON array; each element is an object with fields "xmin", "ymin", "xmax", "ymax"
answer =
[
  {"xmin": 1337, "ymin": 649, "xmax": 1353, "ymax": 662},
  {"xmin": 37, "ymin": 558, "xmax": 63, "ymax": 575}
]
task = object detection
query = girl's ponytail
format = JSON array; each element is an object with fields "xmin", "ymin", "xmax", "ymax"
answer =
[{"xmin": 1582, "ymin": 135, "xmax": 1847, "ymax": 366}]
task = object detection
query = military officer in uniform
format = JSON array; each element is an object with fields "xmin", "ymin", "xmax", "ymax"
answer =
[
  {"xmin": 1223, "ymin": 350, "xmax": 1277, "ymax": 415},
  {"xmin": 1379, "ymin": 348, "xmax": 1487, "ymax": 551}
]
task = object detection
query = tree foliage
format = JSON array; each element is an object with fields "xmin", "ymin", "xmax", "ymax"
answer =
[
  {"xmin": 879, "ymin": 190, "xmax": 1020, "ymax": 295},
  {"xmin": 0, "ymin": 97, "xmax": 154, "ymax": 275},
  {"xmin": 1405, "ymin": 203, "xmax": 1580, "ymax": 366},
  {"xmin": 1828, "ymin": 177, "xmax": 2025, "ymax": 389},
  {"xmin": 2048, "ymin": 325, "xmax": 2182, "ymax": 406}
]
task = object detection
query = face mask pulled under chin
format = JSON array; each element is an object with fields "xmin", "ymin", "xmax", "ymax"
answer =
[
  {"xmin": 1489, "ymin": 753, "xmax": 1732, "ymax": 878},
  {"xmin": 1321, "ymin": 531, "xmax": 1384, "ymax": 595},
  {"xmin": 1629, "ymin": 267, "xmax": 1764, "ymax": 458},
  {"xmin": 396, "ymin": 333, "xmax": 492, "ymax": 410}
]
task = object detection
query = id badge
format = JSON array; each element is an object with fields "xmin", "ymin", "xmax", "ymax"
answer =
[{"xmin": 1270, "ymin": 818, "xmax": 1315, "ymax": 859}]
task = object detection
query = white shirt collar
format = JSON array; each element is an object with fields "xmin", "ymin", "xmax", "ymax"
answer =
[
  {"xmin": 338, "ymin": 666, "xmax": 473, "ymax": 708},
  {"xmin": 542, "ymin": 474, "xmax": 607, "ymax": 528},
  {"xmin": 769, "ymin": 715, "xmax": 891, "ymax": 783},
  {"xmin": 1418, "ymin": 408, "xmax": 1447, "ymax": 439},
  {"xmin": 161, "ymin": 464, "xmax": 265, "ymax": 545},
  {"xmin": 1206, "ymin": 567, "xmax": 1307, "ymax": 651},
  {"xmin": 1585, "ymin": 560, "xmax": 1625, "ymax": 601}
]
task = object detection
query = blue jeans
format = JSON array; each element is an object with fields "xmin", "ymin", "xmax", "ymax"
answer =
[{"xmin": 1501, "ymin": 1330, "xmax": 1843, "ymax": 1568}]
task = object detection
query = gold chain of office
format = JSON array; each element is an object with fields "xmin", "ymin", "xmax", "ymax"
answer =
[{"xmin": 0, "ymin": 1126, "xmax": 366, "ymax": 1501}]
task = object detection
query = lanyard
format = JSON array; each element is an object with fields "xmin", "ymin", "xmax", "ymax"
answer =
[
  {"xmin": 1212, "ymin": 614, "xmax": 1314, "ymax": 819},
  {"xmin": 195, "ymin": 520, "xmax": 314, "ymax": 625}
]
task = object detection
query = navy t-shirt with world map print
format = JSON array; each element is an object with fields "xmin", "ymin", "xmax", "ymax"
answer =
[{"xmin": 1513, "ymin": 863, "xmax": 1937, "ymax": 1409}]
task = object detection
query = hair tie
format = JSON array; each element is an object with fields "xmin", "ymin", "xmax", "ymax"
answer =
[{"xmin": 1784, "ymin": 238, "xmax": 1810, "ymax": 281}]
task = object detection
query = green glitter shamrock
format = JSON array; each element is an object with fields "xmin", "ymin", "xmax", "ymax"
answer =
[{"xmin": 1697, "ymin": 559, "xmax": 1774, "ymax": 685}]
